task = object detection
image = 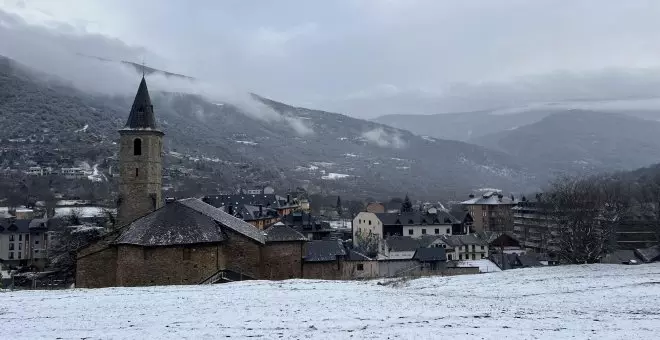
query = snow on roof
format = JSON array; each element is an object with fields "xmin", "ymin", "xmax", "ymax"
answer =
[
  {"xmin": 54, "ymin": 207, "xmax": 110, "ymax": 218},
  {"xmin": 454, "ymin": 259, "xmax": 502, "ymax": 273}
]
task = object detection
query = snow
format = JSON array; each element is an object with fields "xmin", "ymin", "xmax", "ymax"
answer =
[
  {"xmin": 343, "ymin": 153, "xmax": 358, "ymax": 157},
  {"xmin": 321, "ymin": 173, "xmax": 350, "ymax": 180},
  {"xmin": 235, "ymin": 140, "xmax": 258, "ymax": 146},
  {"xmin": 455, "ymin": 259, "xmax": 502, "ymax": 273},
  {"xmin": 74, "ymin": 124, "xmax": 89, "ymax": 133},
  {"xmin": 53, "ymin": 207, "xmax": 111, "ymax": 218},
  {"xmin": 4, "ymin": 264, "xmax": 660, "ymax": 339},
  {"xmin": 421, "ymin": 135, "xmax": 436, "ymax": 142}
]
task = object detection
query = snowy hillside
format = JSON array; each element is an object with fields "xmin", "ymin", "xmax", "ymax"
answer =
[{"xmin": 5, "ymin": 264, "xmax": 660, "ymax": 339}]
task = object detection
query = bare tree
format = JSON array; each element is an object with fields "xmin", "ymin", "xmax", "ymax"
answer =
[
  {"xmin": 48, "ymin": 225, "xmax": 103, "ymax": 283},
  {"xmin": 542, "ymin": 176, "xmax": 629, "ymax": 264},
  {"xmin": 354, "ymin": 230, "xmax": 380, "ymax": 258}
]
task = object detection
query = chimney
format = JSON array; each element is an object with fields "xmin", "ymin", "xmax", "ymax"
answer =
[
  {"xmin": 469, "ymin": 194, "xmax": 475, "ymax": 199},
  {"xmin": 228, "ymin": 205, "xmax": 234, "ymax": 215},
  {"xmin": 286, "ymin": 194, "xmax": 291, "ymax": 204},
  {"xmin": 259, "ymin": 204, "xmax": 263, "ymax": 216}
]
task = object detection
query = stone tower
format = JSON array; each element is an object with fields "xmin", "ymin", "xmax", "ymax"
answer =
[{"xmin": 117, "ymin": 77, "xmax": 164, "ymax": 226}]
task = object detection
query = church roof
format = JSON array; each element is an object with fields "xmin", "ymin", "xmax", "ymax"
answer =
[
  {"xmin": 115, "ymin": 199, "xmax": 265, "ymax": 247},
  {"xmin": 124, "ymin": 77, "xmax": 158, "ymax": 130}
]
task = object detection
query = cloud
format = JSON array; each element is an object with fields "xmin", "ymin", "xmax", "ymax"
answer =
[
  {"xmin": 361, "ymin": 127, "xmax": 406, "ymax": 148},
  {"xmin": 0, "ymin": 9, "xmax": 313, "ymax": 135}
]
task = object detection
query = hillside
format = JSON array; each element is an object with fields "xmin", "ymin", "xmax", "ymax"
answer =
[
  {"xmin": 6, "ymin": 264, "xmax": 660, "ymax": 339},
  {"xmin": 0, "ymin": 55, "xmax": 531, "ymax": 199},
  {"xmin": 473, "ymin": 110, "xmax": 660, "ymax": 176},
  {"xmin": 374, "ymin": 109, "xmax": 555, "ymax": 142}
]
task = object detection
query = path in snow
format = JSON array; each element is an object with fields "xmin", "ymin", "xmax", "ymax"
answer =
[{"xmin": 3, "ymin": 264, "xmax": 660, "ymax": 339}]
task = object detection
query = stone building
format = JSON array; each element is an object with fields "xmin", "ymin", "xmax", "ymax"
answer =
[
  {"xmin": 117, "ymin": 77, "xmax": 163, "ymax": 226},
  {"xmin": 76, "ymin": 77, "xmax": 306, "ymax": 288}
]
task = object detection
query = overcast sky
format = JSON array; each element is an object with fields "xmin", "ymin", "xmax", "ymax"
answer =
[{"xmin": 3, "ymin": 0, "xmax": 660, "ymax": 118}]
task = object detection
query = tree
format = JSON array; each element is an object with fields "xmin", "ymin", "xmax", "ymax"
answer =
[
  {"xmin": 354, "ymin": 230, "xmax": 380, "ymax": 258},
  {"xmin": 336, "ymin": 196, "xmax": 342, "ymax": 217},
  {"xmin": 401, "ymin": 194, "xmax": 413, "ymax": 213},
  {"xmin": 48, "ymin": 225, "xmax": 103, "ymax": 283},
  {"xmin": 541, "ymin": 176, "xmax": 629, "ymax": 264}
]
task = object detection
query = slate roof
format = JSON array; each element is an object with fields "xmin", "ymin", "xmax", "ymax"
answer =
[
  {"xmin": 29, "ymin": 218, "xmax": 49, "ymax": 230},
  {"xmin": 440, "ymin": 234, "xmax": 486, "ymax": 247},
  {"xmin": 304, "ymin": 240, "xmax": 346, "ymax": 262},
  {"xmin": 346, "ymin": 250, "xmax": 373, "ymax": 261},
  {"xmin": 0, "ymin": 219, "xmax": 31, "ymax": 233},
  {"xmin": 601, "ymin": 250, "xmax": 639, "ymax": 264},
  {"xmin": 115, "ymin": 199, "xmax": 265, "ymax": 246},
  {"xmin": 385, "ymin": 236, "xmax": 422, "ymax": 252},
  {"xmin": 123, "ymin": 77, "xmax": 158, "ymax": 130},
  {"xmin": 375, "ymin": 211, "xmax": 458, "ymax": 226},
  {"xmin": 461, "ymin": 192, "xmax": 517, "ymax": 205},
  {"xmin": 264, "ymin": 223, "xmax": 307, "ymax": 242},
  {"xmin": 517, "ymin": 254, "xmax": 543, "ymax": 267},
  {"xmin": 179, "ymin": 198, "xmax": 265, "ymax": 244},
  {"xmin": 203, "ymin": 194, "xmax": 296, "ymax": 210},
  {"xmin": 634, "ymin": 245, "xmax": 660, "ymax": 263},
  {"xmin": 414, "ymin": 247, "xmax": 447, "ymax": 262}
]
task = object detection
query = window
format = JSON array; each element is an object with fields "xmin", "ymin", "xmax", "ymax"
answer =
[
  {"xmin": 408, "ymin": 229, "xmax": 413, "ymax": 235},
  {"xmin": 35, "ymin": 250, "xmax": 39, "ymax": 254},
  {"xmin": 481, "ymin": 254, "xmax": 485, "ymax": 259},
  {"xmin": 18, "ymin": 252, "xmax": 21, "ymax": 259},
  {"xmin": 359, "ymin": 219, "xmax": 361, "ymax": 224},
  {"xmin": 480, "ymin": 245, "xmax": 484, "ymax": 250},
  {"xmin": 9, "ymin": 243, "xmax": 14, "ymax": 250},
  {"xmin": 134, "ymin": 138, "xmax": 142, "ymax": 155},
  {"xmin": 472, "ymin": 254, "xmax": 476, "ymax": 260},
  {"xmin": 421, "ymin": 229, "xmax": 427, "ymax": 235},
  {"xmin": 357, "ymin": 263, "xmax": 364, "ymax": 271},
  {"xmin": 35, "ymin": 240, "xmax": 39, "ymax": 245},
  {"xmin": 368, "ymin": 220, "xmax": 372, "ymax": 225},
  {"xmin": 448, "ymin": 254, "xmax": 452, "ymax": 260},
  {"xmin": 434, "ymin": 228, "xmax": 439, "ymax": 234},
  {"xmin": 459, "ymin": 254, "xmax": 463, "ymax": 260},
  {"xmin": 9, "ymin": 235, "xmax": 14, "ymax": 241},
  {"xmin": 18, "ymin": 243, "xmax": 22, "ymax": 250},
  {"xmin": 446, "ymin": 228, "xmax": 450, "ymax": 234},
  {"xmin": 9, "ymin": 252, "xmax": 14, "ymax": 259},
  {"xmin": 472, "ymin": 245, "xmax": 476, "ymax": 251},
  {"xmin": 135, "ymin": 168, "xmax": 139, "ymax": 177},
  {"xmin": 26, "ymin": 234, "xmax": 29, "ymax": 241},
  {"xmin": 19, "ymin": 234, "xmax": 22, "ymax": 241}
]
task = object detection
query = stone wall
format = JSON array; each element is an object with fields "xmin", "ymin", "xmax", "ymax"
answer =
[
  {"xmin": 76, "ymin": 246, "xmax": 117, "ymax": 288},
  {"xmin": 342, "ymin": 260, "xmax": 379, "ymax": 279},
  {"xmin": 221, "ymin": 230, "xmax": 262, "ymax": 279},
  {"xmin": 303, "ymin": 261, "xmax": 342, "ymax": 280},
  {"xmin": 261, "ymin": 242, "xmax": 303, "ymax": 280},
  {"xmin": 115, "ymin": 244, "xmax": 222, "ymax": 286}
]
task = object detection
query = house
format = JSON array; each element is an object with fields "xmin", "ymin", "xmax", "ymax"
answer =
[
  {"xmin": 380, "ymin": 236, "xmax": 421, "ymax": 260},
  {"xmin": 490, "ymin": 253, "xmax": 543, "ymax": 270},
  {"xmin": 461, "ymin": 191, "xmax": 517, "ymax": 233},
  {"xmin": 222, "ymin": 204, "xmax": 280, "ymax": 230},
  {"xmin": 302, "ymin": 240, "xmax": 347, "ymax": 280},
  {"xmin": 0, "ymin": 218, "xmax": 49, "ymax": 269},
  {"xmin": 449, "ymin": 206, "xmax": 473, "ymax": 234},
  {"xmin": 601, "ymin": 250, "xmax": 640, "ymax": 264},
  {"xmin": 435, "ymin": 234, "xmax": 489, "ymax": 261},
  {"xmin": 262, "ymin": 223, "xmax": 307, "ymax": 280},
  {"xmin": 352, "ymin": 210, "xmax": 460, "ymax": 247},
  {"xmin": 281, "ymin": 212, "xmax": 337, "ymax": 240},
  {"xmin": 203, "ymin": 194, "xmax": 299, "ymax": 216},
  {"xmin": 60, "ymin": 167, "xmax": 86, "ymax": 179},
  {"xmin": 344, "ymin": 250, "xmax": 378, "ymax": 279},
  {"xmin": 413, "ymin": 247, "xmax": 447, "ymax": 271}
]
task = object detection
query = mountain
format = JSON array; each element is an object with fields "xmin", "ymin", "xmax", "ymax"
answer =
[
  {"xmin": 0, "ymin": 55, "xmax": 531, "ymax": 199},
  {"xmin": 374, "ymin": 109, "xmax": 556, "ymax": 142},
  {"xmin": 473, "ymin": 110, "xmax": 660, "ymax": 176}
]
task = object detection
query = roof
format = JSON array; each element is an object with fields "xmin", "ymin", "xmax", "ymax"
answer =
[
  {"xmin": 414, "ymin": 247, "xmax": 447, "ymax": 262},
  {"xmin": 517, "ymin": 254, "xmax": 543, "ymax": 267},
  {"xmin": 440, "ymin": 234, "xmax": 486, "ymax": 247},
  {"xmin": 304, "ymin": 240, "xmax": 346, "ymax": 262},
  {"xmin": 375, "ymin": 211, "xmax": 458, "ymax": 226},
  {"xmin": 461, "ymin": 192, "xmax": 517, "ymax": 205},
  {"xmin": 28, "ymin": 218, "xmax": 48, "ymax": 230},
  {"xmin": 634, "ymin": 245, "xmax": 660, "ymax": 263},
  {"xmin": 123, "ymin": 77, "xmax": 158, "ymax": 130},
  {"xmin": 179, "ymin": 198, "xmax": 265, "ymax": 244},
  {"xmin": 346, "ymin": 250, "xmax": 373, "ymax": 261},
  {"xmin": 601, "ymin": 250, "xmax": 639, "ymax": 264},
  {"xmin": 115, "ymin": 199, "xmax": 265, "ymax": 247},
  {"xmin": 0, "ymin": 219, "xmax": 31, "ymax": 233},
  {"xmin": 264, "ymin": 223, "xmax": 307, "ymax": 242},
  {"xmin": 386, "ymin": 236, "xmax": 421, "ymax": 252},
  {"xmin": 203, "ymin": 194, "xmax": 297, "ymax": 210}
]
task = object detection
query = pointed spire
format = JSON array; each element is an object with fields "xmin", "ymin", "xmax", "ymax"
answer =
[{"xmin": 124, "ymin": 77, "xmax": 157, "ymax": 129}]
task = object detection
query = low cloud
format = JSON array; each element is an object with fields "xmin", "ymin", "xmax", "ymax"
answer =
[{"xmin": 361, "ymin": 127, "xmax": 405, "ymax": 148}]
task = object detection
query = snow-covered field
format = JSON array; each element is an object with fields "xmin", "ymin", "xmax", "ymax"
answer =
[{"xmin": 4, "ymin": 264, "xmax": 660, "ymax": 339}]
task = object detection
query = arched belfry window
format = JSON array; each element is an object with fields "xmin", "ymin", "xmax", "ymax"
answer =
[{"xmin": 134, "ymin": 138, "xmax": 142, "ymax": 155}]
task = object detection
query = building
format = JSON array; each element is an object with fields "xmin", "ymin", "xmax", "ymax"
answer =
[
  {"xmin": 365, "ymin": 202, "xmax": 385, "ymax": 213},
  {"xmin": 352, "ymin": 210, "xmax": 461, "ymax": 247},
  {"xmin": 461, "ymin": 192, "xmax": 517, "ymax": 233},
  {"xmin": 433, "ymin": 234, "xmax": 489, "ymax": 261},
  {"xmin": 76, "ymin": 78, "xmax": 306, "ymax": 288},
  {"xmin": 224, "ymin": 204, "xmax": 280, "ymax": 230},
  {"xmin": 60, "ymin": 168, "xmax": 86, "ymax": 179},
  {"xmin": 203, "ymin": 194, "xmax": 299, "ymax": 217},
  {"xmin": 281, "ymin": 212, "xmax": 337, "ymax": 240},
  {"xmin": 0, "ymin": 218, "xmax": 48, "ymax": 268},
  {"xmin": 512, "ymin": 201, "xmax": 558, "ymax": 253},
  {"xmin": 301, "ymin": 240, "xmax": 378, "ymax": 280},
  {"xmin": 117, "ymin": 77, "xmax": 164, "ymax": 226}
]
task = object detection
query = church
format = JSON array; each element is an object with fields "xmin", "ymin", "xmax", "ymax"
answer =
[{"xmin": 76, "ymin": 78, "xmax": 307, "ymax": 287}]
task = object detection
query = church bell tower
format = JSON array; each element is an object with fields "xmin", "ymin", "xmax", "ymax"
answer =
[{"xmin": 117, "ymin": 77, "xmax": 164, "ymax": 226}]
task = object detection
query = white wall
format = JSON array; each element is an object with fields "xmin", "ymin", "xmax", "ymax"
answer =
[
  {"xmin": 403, "ymin": 224, "xmax": 452, "ymax": 238},
  {"xmin": 352, "ymin": 212, "xmax": 383, "ymax": 246}
]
